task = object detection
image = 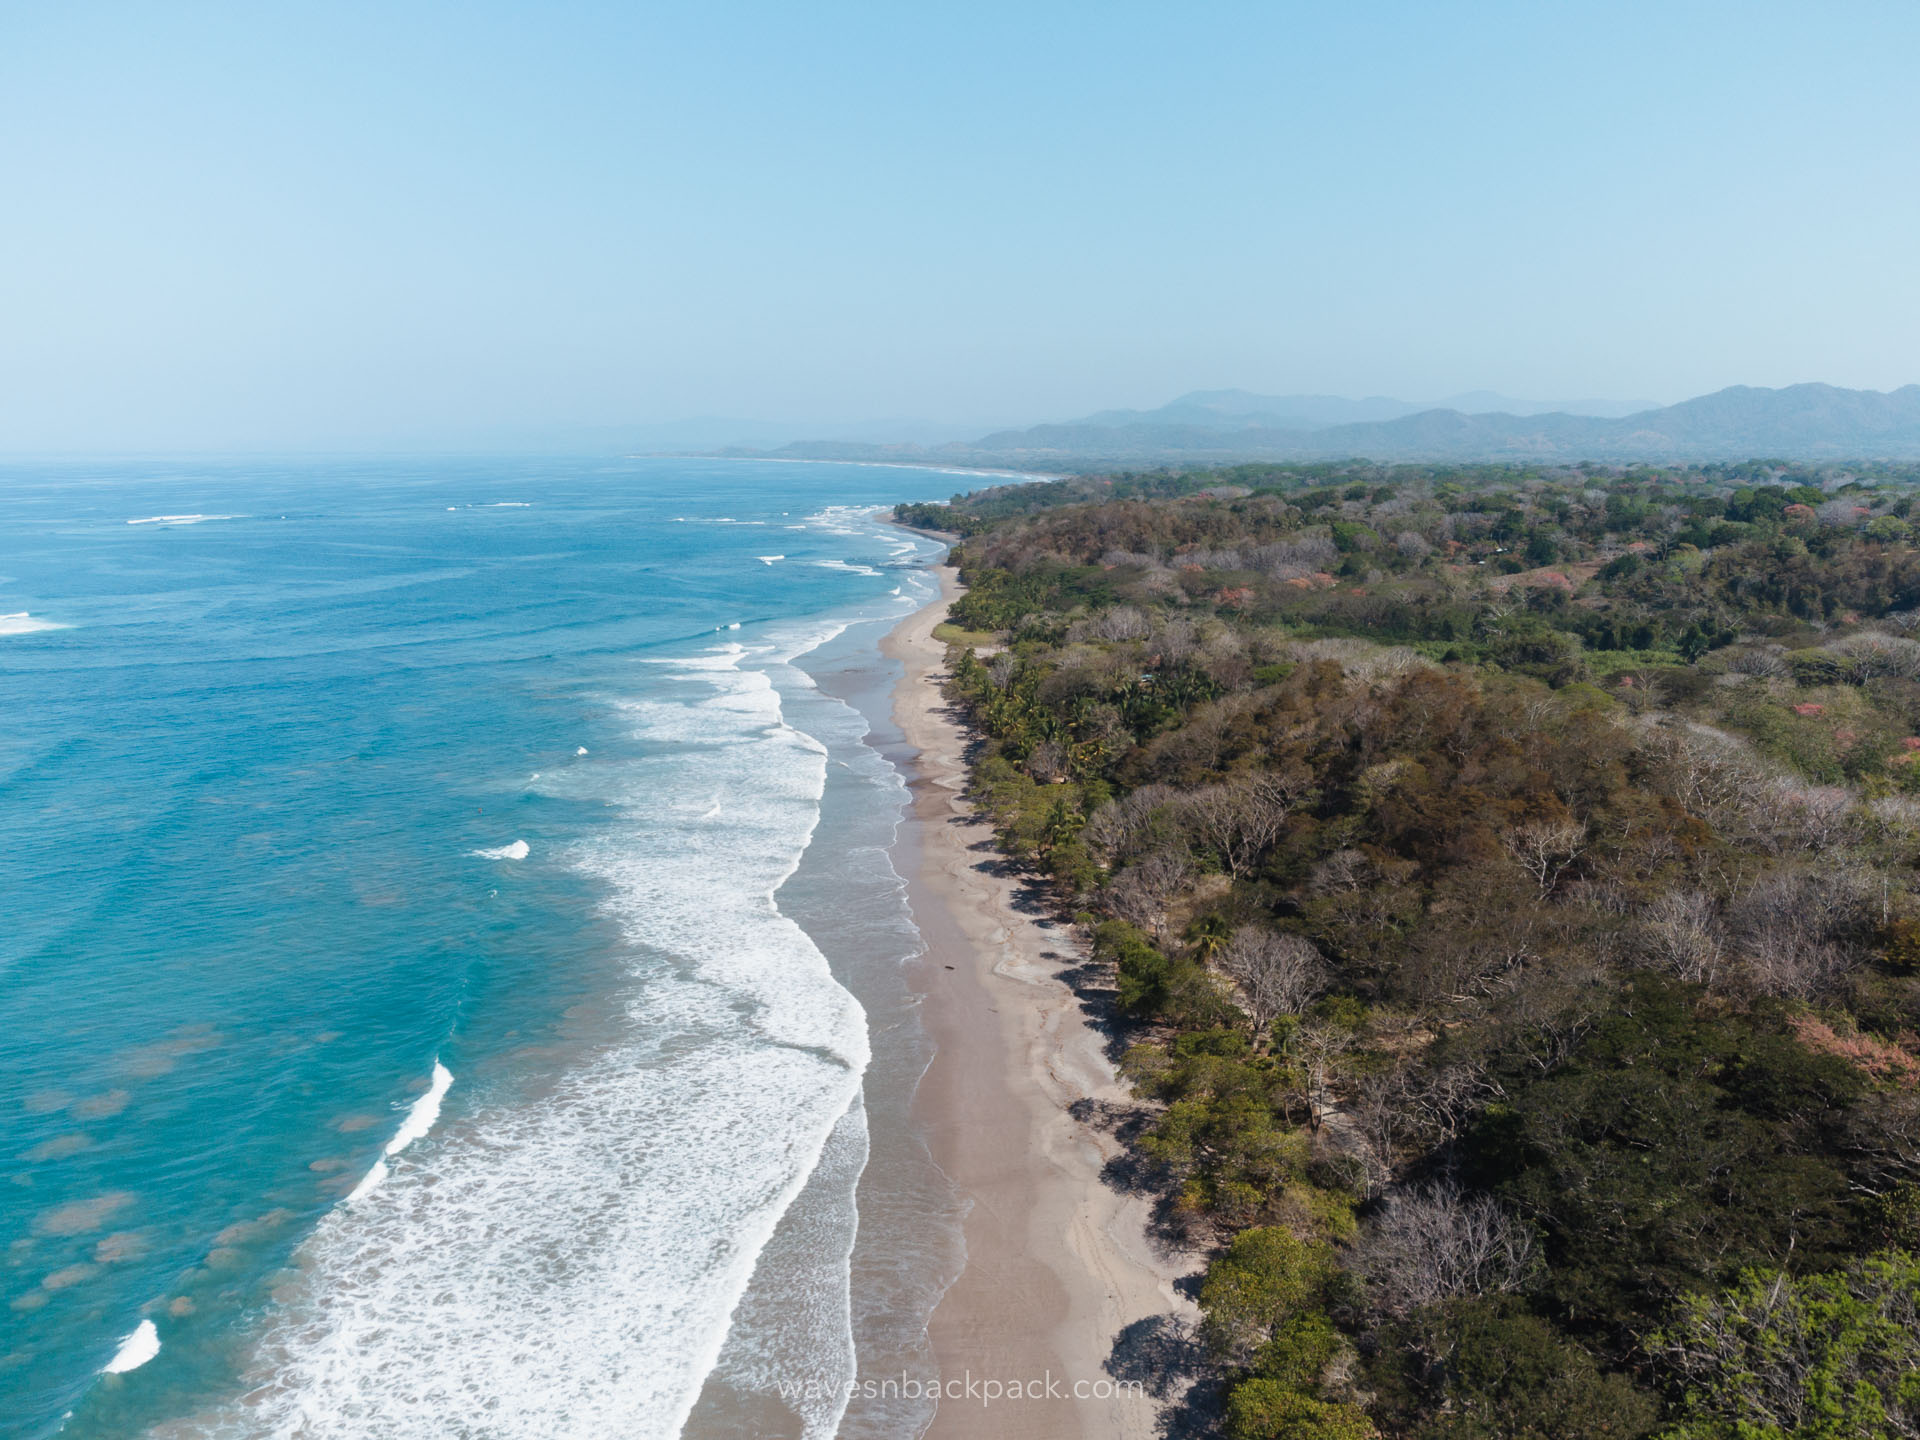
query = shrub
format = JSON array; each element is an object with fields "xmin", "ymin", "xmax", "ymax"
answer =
[
  {"xmin": 1200, "ymin": 1226, "xmax": 1337, "ymax": 1361},
  {"xmin": 1224, "ymin": 1381, "xmax": 1375, "ymax": 1440},
  {"xmin": 1253, "ymin": 1312, "xmax": 1341, "ymax": 1389}
]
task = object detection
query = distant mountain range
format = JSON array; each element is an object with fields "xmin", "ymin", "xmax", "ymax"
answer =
[
  {"xmin": 1066, "ymin": 388, "xmax": 1659, "ymax": 430},
  {"xmin": 739, "ymin": 384, "xmax": 1920, "ymax": 469}
]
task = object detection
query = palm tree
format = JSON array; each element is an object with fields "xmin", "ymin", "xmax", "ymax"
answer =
[
  {"xmin": 1185, "ymin": 913, "xmax": 1232, "ymax": 964},
  {"xmin": 1040, "ymin": 796, "xmax": 1083, "ymax": 855}
]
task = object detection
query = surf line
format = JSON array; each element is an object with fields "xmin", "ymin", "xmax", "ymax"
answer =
[{"xmin": 347, "ymin": 1061, "xmax": 455, "ymax": 1204}]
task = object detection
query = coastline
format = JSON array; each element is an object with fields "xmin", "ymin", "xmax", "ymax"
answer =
[{"xmin": 881, "ymin": 560, "xmax": 1195, "ymax": 1440}]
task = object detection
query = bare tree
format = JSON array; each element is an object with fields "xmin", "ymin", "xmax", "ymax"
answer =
[
  {"xmin": 1250, "ymin": 536, "xmax": 1338, "ymax": 580},
  {"xmin": 1352, "ymin": 1059, "xmax": 1504, "ymax": 1167},
  {"xmin": 1641, "ymin": 890, "xmax": 1727, "ymax": 987},
  {"xmin": 1502, "ymin": 820, "xmax": 1588, "ymax": 897},
  {"xmin": 1286, "ymin": 1019, "xmax": 1357, "ymax": 1133},
  {"xmin": 1088, "ymin": 605, "xmax": 1150, "ymax": 642},
  {"xmin": 1101, "ymin": 847, "xmax": 1191, "ymax": 941},
  {"xmin": 1769, "ymin": 782, "xmax": 1858, "ymax": 853},
  {"xmin": 1844, "ymin": 1091, "xmax": 1920, "ymax": 1195},
  {"xmin": 1181, "ymin": 773, "xmax": 1306, "ymax": 878},
  {"xmin": 1637, "ymin": 720, "xmax": 1859, "ymax": 856},
  {"xmin": 1870, "ymin": 795, "xmax": 1920, "ymax": 837},
  {"xmin": 1081, "ymin": 784, "xmax": 1179, "ymax": 868},
  {"xmin": 1181, "ymin": 547, "xmax": 1246, "ymax": 571},
  {"xmin": 1727, "ymin": 866, "xmax": 1877, "ymax": 998},
  {"xmin": 1635, "ymin": 718, "xmax": 1858, "ymax": 864},
  {"xmin": 1287, "ymin": 637, "xmax": 1433, "ymax": 683},
  {"xmin": 1218, "ymin": 929, "xmax": 1327, "ymax": 1027},
  {"xmin": 1152, "ymin": 618, "xmax": 1199, "ymax": 666},
  {"xmin": 1727, "ymin": 645, "xmax": 1790, "ymax": 678},
  {"xmin": 1638, "ymin": 720, "xmax": 1771, "ymax": 832},
  {"xmin": 1833, "ymin": 631, "xmax": 1920, "ymax": 681},
  {"xmin": 1308, "ymin": 847, "xmax": 1372, "ymax": 895},
  {"xmin": 1353, "ymin": 1183, "xmax": 1537, "ymax": 1318}
]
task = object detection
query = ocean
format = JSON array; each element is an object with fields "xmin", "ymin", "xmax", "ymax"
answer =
[{"xmin": 0, "ymin": 457, "xmax": 977, "ymax": 1439}]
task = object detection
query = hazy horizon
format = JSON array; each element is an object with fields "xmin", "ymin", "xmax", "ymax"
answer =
[
  {"xmin": 0, "ymin": 386, "xmax": 1691, "ymax": 460},
  {"xmin": 4, "ymin": 2, "xmax": 1918, "ymax": 454}
]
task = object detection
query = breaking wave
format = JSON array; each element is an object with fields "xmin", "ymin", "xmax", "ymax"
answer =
[{"xmin": 173, "ymin": 645, "xmax": 869, "ymax": 1440}]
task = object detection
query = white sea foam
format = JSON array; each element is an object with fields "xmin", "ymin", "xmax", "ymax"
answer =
[
  {"xmin": 103, "ymin": 1319, "xmax": 160, "ymax": 1374},
  {"xmin": 0, "ymin": 612, "xmax": 66, "ymax": 636},
  {"xmin": 576, "ymin": 746, "xmax": 589, "ymax": 755},
  {"xmin": 188, "ymin": 647, "xmax": 872, "ymax": 1440},
  {"xmin": 757, "ymin": 555, "xmax": 784, "ymax": 564},
  {"xmin": 472, "ymin": 839, "xmax": 529, "ymax": 860},
  {"xmin": 702, "ymin": 1096, "xmax": 868, "ymax": 1439},
  {"xmin": 125, "ymin": 514, "xmax": 242, "ymax": 526},
  {"xmin": 815, "ymin": 559, "xmax": 882, "ymax": 577}
]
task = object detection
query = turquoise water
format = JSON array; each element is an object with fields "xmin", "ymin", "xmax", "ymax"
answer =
[{"xmin": 0, "ymin": 458, "xmax": 967, "ymax": 1439}]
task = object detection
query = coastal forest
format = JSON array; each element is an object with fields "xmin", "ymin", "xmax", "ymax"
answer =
[{"xmin": 896, "ymin": 460, "xmax": 1920, "ymax": 1440}]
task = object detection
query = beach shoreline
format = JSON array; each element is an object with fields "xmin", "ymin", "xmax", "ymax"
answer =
[{"xmin": 880, "ymin": 559, "xmax": 1195, "ymax": 1440}]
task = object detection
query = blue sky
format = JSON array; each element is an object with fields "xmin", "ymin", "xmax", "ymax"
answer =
[{"xmin": 2, "ymin": 1, "xmax": 1917, "ymax": 451}]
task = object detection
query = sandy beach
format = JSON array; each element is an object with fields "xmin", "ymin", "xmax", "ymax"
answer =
[{"xmin": 881, "ymin": 561, "xmax": 1195, "ymax": 1440}]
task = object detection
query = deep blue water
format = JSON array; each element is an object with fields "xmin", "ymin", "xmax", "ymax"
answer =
[{"xmin": 0, "ymin": 457, "xmax": 970, "ymax": 1439}]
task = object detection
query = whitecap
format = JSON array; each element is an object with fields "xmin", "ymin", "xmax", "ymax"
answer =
[
  {"xmin": 386, "ymin": 1063, "xmax": 454, "ymax": 1158},
  {"xmin": 473, "ymin": 840, "xmax": 530, "ymax": 860},
  {"xmin": 576, "ymin": 747, "xmax": 589, "ymax": 756},
  {"xmin": 125, "ymin": 514, "xmax": 241, "ymax": 526},
  {"xmin": 103, "ymin": 1319, "xmax": 160, "ymax": 1374},
  {"xmin": 347, "ymin": 1062, "xmax": 453, "ymax": 1206},
  {"xmin": 345, "ymin": 1158, "xmax": 389, "ymax": 1204},
  {"xmin": 0, "ymin": 612, "xmax": 66, "ymax": 636},
  {"xmin": 756, "ymin": 555, "xmax": 784, "ymax": 565}
]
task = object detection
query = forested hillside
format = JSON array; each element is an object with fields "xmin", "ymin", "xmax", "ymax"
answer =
[{"xmin": 899, "ymin": 460, "xmax": 1920, "ymax": 1440}]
